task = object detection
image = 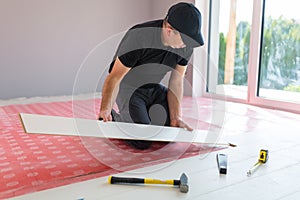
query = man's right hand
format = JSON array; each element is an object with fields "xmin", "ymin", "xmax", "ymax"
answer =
[{"xmin": 98, "ymin": 109, "xmax": 112, "ymax": 122}]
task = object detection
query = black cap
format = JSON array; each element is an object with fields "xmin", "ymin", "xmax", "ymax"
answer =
[{"xmin": 166, "ymin": 2, "xmax": 204, "ymax": 47}]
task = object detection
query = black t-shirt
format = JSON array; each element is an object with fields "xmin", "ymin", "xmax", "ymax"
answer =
[{"xmin": 109, "ymin": 20, "xmax": 193, "ymax": 89}]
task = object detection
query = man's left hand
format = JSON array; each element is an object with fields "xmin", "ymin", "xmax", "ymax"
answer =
[{"xmin": 170, "ymin": 119, "xmax": 193, "ymax": 131}]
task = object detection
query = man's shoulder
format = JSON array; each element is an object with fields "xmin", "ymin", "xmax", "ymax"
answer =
[
  {"xmin": 130, "ymin": 19, "xmax": 163, "ymax": 30},
  {"xmin": 123, "ymin": 20, "xmax": 163, "ymax": 47}
]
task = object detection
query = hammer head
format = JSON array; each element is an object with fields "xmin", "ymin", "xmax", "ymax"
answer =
[{"xmin": 179, "ymin": 173, "xmax": 189, "ymax": 193}]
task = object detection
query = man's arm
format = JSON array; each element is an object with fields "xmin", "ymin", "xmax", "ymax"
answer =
[
  {"xmin": 99, "ymin": 57, "xmax": 130, "ymax": 121},
  {"xmin": 167, "ymin": 64, "xmax": 193, "ymax": 131}
]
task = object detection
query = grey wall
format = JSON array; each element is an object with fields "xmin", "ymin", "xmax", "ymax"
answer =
[
  {"xmin": 0, "ymin": 0, "xmax": 195, "ymax": 99},
  {"xmin": 151, "ymin": 0, "xmax": 194, "ymax": 19}
]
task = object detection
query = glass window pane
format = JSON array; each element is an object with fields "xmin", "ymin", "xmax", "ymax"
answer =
[
  {"xmin": 208, "ymin": 0, "xmax": 253, "ymax": 99},
  {"xmin": 259, "ymin": 0, "xmax": 300, "ymax": 103}
]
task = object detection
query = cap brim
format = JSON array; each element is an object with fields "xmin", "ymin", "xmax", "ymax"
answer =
[{"xmin": 181, "ymin": 32, "xmax": 204, "ymax": 48}]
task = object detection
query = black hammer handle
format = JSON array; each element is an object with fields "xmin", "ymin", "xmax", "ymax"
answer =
[
  {"xmin": 108, "ymin": 176, "xmax": 179, "ymax": 185},
  {"xmin": 109, "ymin": 176, "xmax": 145, "ymax": 184}
]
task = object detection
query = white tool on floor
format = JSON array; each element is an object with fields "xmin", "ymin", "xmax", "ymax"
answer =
[{"xmin": 217, "ymin": 153, "xmax": 228, "ymax": 174}]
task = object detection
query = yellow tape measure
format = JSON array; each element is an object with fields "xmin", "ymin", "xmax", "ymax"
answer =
[
  {"xmin": 258, "ymin": 149, "xmax": 269, "ymax": 163},
  {"xmin": 247, "ymin": 149, "xmax": 269, "ymax": 176}
]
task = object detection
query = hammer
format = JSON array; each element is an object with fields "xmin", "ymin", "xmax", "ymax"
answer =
[{"xmin": 108, "ymin": 173, "xmax": 189, "ymax": 193}]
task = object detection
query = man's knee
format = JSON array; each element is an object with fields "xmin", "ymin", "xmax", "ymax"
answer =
[
  {"xmin": 125, "ymin": 140, "xmax": 152, "ymax": 150},
  {"xmin": 148, "ymin": 104, "xmax": 169, "ymax": 126}
]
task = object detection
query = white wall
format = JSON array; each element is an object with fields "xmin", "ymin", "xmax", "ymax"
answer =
[
  {"xmin": 0, "ymin": 0, "xmax": 198, "ymax": 99},
  {"xmin": 0, "ymin": 0, "xmax": 153, "ymax": 99},
  {"xmin": 151, "ymin": 0, "xmax": 195, "ymax": 19}
]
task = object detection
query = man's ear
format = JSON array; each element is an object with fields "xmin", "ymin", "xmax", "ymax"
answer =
[{"xmin": 165, "ymin": 27, "xmax": 172, "ymax": 37}]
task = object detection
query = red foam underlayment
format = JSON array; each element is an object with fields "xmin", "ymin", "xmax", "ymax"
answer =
[{"xmin": 0, "ymin": 98, "xmax": 221, "ymax": 199}]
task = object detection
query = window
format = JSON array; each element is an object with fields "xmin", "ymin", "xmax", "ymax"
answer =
[
  {"xmin": 204, "ymin": 0, "xmax": 300, "ymax": 113},
  {"xmin": 207, "ymin": 0, "xmax": 253, "ymax": 99},
  {"xmin": 258, "ymin": 0, "xmax": 300, "ymax": 104}
]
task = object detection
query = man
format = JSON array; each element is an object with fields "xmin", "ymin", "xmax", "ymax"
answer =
[{"xmin": 99, "ymin": 2, "xmax": 204, "ymax": 149}]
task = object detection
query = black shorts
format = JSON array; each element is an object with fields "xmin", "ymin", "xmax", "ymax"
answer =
[
  {"xmin": 116, "ymin": 83, "xmax": 170, "ymax": 126},
  {"xmin": 114, "ymin": 83, "xmax": 170, "ymax": 150}
]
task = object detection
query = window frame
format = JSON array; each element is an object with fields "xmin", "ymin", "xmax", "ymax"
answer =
[{"xmin": 194, "ymin": 0, "xmax": 300, "ymax": 114}]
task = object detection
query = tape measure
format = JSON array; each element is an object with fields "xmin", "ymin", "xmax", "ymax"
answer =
[
  {"xmin": 247, "ymin": 149, "xmax": 269, "ymax": 176},
  {"xmin": 258, "ymin": 149, "xmax": 269, "ymax": 163}
]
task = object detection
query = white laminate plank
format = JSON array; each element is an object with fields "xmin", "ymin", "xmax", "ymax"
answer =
[
  {"xmin": 20, "ymin": 113, "xmax": 225, "ymax": 144},
  {"xmin": 276, "ymin": 190, "xmax": 300, "ymax": 200},
  {"xmin": 191, "ymin": 162, "xmax": 300, "ymax": 200}
]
